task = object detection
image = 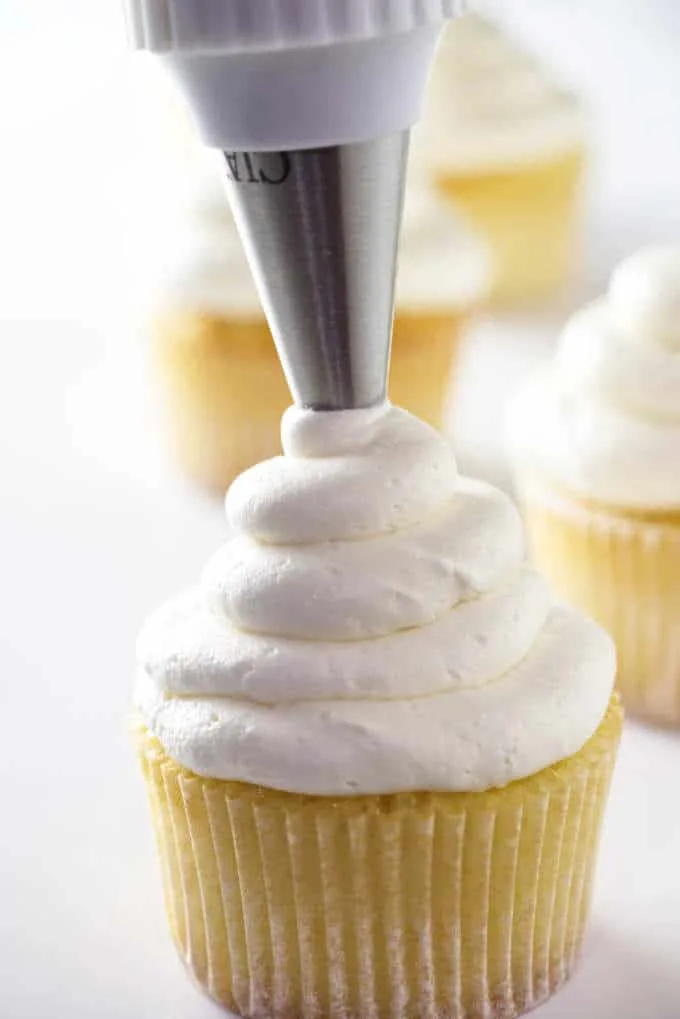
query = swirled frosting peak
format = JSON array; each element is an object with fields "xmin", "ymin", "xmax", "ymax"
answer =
[
  {"xmin": 137, "ymin": 403, "xmax": 615, "ymax": 794},
  {"xmin": 510, "ymin": 246, "xmax": 680, "ymax": 507},
  {"xmin": 608, "ymin": 245, "xmax": 680, "ymax": 353}
]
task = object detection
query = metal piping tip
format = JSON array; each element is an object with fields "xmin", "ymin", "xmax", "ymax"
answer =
[{"xmin": 221, "ymin": 132, "xmax": 410, "ymax": 411}]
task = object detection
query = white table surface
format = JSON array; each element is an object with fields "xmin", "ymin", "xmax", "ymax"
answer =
[{"xmin": 3, "ymin": 3, "xmax": 680, "ymax": 1017}]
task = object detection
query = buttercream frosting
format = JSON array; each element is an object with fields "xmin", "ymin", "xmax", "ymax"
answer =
[
  {"xmin": 136, "ymin": 403, "xmax": 614, "ymax": 795},
  {"xmin": 413, "ymin": 13, "xmax": 586, "ymax": 173},
  {"xmin": 510, "ymin": 246, "xmax": 680, "ymax": 508}
]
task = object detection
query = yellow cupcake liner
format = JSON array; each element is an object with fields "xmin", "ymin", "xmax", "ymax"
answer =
[
  {"xmin": 522, "ymin": 486, "xmax": 680, "ymax": 726},
  {"xmin": 436, "ymin": 147, "xmax": 585, "ymax": 306},
  {"xmin": 133, "ymin": 696, "xmax": 621, "ymax": 1019}
]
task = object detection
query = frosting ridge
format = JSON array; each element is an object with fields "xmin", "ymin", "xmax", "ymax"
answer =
[{"xmin": 137, "ymin": 403, "xmax": 614, "ymax": 794}]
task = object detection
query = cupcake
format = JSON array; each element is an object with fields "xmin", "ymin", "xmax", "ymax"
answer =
[
  {"xmin": 134, "ymin": 402, "xmax": 620, "ymax": 1018},
  {"xmin": 152, "ymin": 162, "xmax": 290, "ymax": 493},
  {"xmin": 392, "ymin": 182, "xmax": 490, "ymax": 426},
  {"xmin": 414, "ymin": 13, "xmax": 587, "ymax": 305},
  {"xmin": 509, "ymin": 246, "xmax": 680, "ymax": 726}
]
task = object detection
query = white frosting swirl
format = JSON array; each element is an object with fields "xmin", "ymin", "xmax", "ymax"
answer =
[
  {"xmin": 510, "ymin": 246, "xmax": 680, "ymax": 508},
  {"xmin": 137, "ymin": 403, "xmax": 614, "ymax": 795},
  {"xmin": 396, "ymin": 183, "xmax": 490, "ymax": 309},
  {"xmin": 414, "ymin": 13, "xmax": 585, "ymax": 173}
]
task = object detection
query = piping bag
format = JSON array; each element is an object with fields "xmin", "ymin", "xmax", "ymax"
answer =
[{"xmin": 124, "ymin": 0, "xmax": 463, "ymax": 410}]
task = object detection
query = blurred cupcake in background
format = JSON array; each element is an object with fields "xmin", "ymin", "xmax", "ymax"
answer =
[
  {"xmin": 392, "ymin": 179, "xmax": 490, "ymax": 427},
  {"xmin": 153, "ymin": 159, "xmax": 490, "ymax": 494},
  {"xmin": 509, "ymin": 246, "xmax": 680, "ymax": 726},
  {"xmin": 414, "ymin": 12, "xmax": 587, "ymax": 306},
  {"xmin": 152, "ymin": 157, "xmax": 290, "ymax": 493}
]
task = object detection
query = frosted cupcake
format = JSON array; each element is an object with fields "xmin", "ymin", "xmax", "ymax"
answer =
[
  {"xmin": 510, "ymin": 246, "xmax": 680, "ymax": 726},
  {"xmin": 414, "ymin": 13, "xmax": 586, "ymax": 305},
  {"xmin": 392, "ymin": 183, "xmax": 490, "ymax": 426},
  {"xmin": 152, "ymin": 165, "xmax": 290, "ymax": 493},
  {"xmin": 134, "ymin": 402, "xmax": 620, "ymax": 1018}
]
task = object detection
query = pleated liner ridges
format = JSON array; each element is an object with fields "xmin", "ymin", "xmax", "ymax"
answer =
[
  {"xmin": 525, "ymin": 490, "xmax": 680, "ymax": 727},
  {"xmin": 134, "ymin": 697, "xmax": 622, "ymax": 1019}
]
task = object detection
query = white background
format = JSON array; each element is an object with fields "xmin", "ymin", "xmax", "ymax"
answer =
[{"xmin": 2, "ymin": 3, "xmax": 680, "ymax": 1017}]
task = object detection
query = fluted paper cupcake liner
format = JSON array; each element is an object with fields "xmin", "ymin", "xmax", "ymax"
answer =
[
  {"xmin": 523, "ymin": 484, "xmax": 680, "ymax": 726},
  {"xmin": 133, "ymin": 696, "xmax": 621, "ymax": 1019}
]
